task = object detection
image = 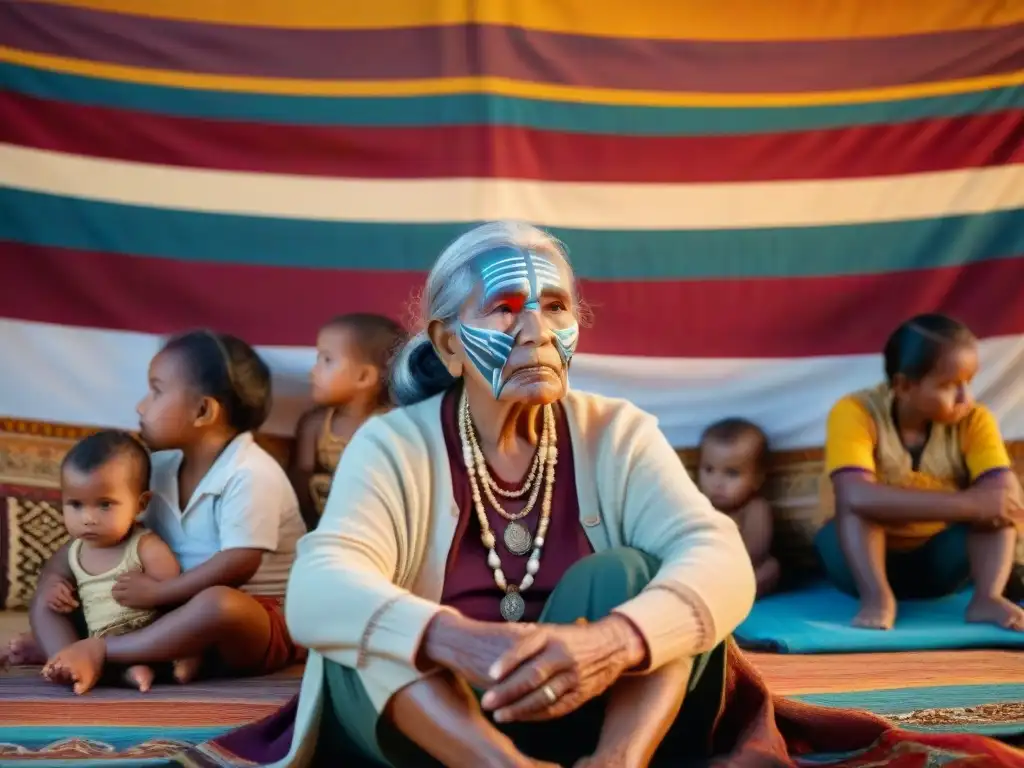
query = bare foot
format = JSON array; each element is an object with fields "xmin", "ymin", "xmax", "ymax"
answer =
[
  {"xmin": 42, "ymin": 637, "xmax": 106, "ymax": 695},
  {"xmin": 852, "ymin": 593, "xmax": 897, "ymax": 630},
  {"xmin": 124, "ymin": 664, "xmax": 156, "ymax": 692},
  {"xmin": 172, "ymin": 656, "xmax": 203, "ymax": 684},
  {"xmin": 1, "ymin": 632, "xmax": 45, "ymax": 668},
  {"xmin": 966, "ymin": 595, "xmax": 1024, "ymax": 631}
]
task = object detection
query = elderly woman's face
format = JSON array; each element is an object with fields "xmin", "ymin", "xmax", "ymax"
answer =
[{"xmin": 444, "ymin": 247, "xmax": 579, "ymax": 404}]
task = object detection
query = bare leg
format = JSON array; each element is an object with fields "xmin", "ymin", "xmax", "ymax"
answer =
[
  {"xmin": 387, "ymin": 672, "xmax": 557, "ymax": 768},
  {"xmin": 1, "ymin": 632, "xmax": 46, "ymax": 668},
  {"xmin": 754, "ymin": 556, "xmax": 782, "ymax": 599},
  {"xmin": 965, "ymin": 526, "xmax": 1024, "ymax": 631},
  {"xmin": 836, "ymin": 510, "xmax": 896, "ymax": 629},
  {"xmin": 30, "ymin": 594, "xmax": 84, "ymax": 684},
  {"xmin": 575, "ymin": 656, "xmax": 693, "ymax": 768},
  {"xmin": 43, "ymin": 586, "xmax": 273, "ymax": 694}
]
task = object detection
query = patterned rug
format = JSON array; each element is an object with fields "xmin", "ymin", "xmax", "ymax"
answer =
[
  {"xmin": 0, "ymin": 665, "xmax": 302, "ymax": 763},
  {"xmin": 752, "ymin": 649, "xmax": 1024, "ymax": 738}
]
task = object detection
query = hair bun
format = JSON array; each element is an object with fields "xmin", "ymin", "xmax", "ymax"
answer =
[{"xmin": 409, "ymin": 341, "xmax": 450, "ymax": 388}]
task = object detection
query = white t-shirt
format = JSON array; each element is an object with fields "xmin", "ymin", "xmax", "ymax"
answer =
[{"xmin": 144, "ymin": 432, "xmax": 305, "ymax": 597}]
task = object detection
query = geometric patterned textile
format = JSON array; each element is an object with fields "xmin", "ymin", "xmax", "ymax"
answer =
[{"xmin": 1, "ymin": 493, "xmax": 68, "ymax": 609}]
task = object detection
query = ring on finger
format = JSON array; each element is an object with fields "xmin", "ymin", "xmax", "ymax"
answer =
[{"xmin": 541, "ymin": 683, "xmax": 557, "ymax": 705}]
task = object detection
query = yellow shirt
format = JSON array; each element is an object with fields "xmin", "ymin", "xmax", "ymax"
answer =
[{"xmin": 823, "ymin": 384, "xmax": 1011, "ymax": 550}]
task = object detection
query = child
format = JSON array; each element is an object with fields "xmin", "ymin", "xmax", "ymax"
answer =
[
  {"xmin": 37, "ymin": 330, "xmax": 307, "ymax": 694},
  {"xmin": 291, "ymin": 313, "xmax": 406, "ymax": 529},
  {"xmin": 815, "ymin": 313, "xmax": 1024, "ymax": 631},
  {"xmin": 698, "ymin": 418, "xmax": 781, "ymax": 598},
  {"xmin": 38, "ymin": 430, "xmax": 182, "ymax": 692}
]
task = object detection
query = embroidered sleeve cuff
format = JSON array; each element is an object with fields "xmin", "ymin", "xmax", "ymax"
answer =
[{"xmin": 611, "ymin": 583, "xmax": 714, "ymax": 671}]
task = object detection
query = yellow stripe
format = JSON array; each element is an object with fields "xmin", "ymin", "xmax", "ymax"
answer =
[
  {"xmin": 30, "ymin": 0, "xmax": 1024, "ymax": 39},
  {"xmin": 5, "ymin": 45, "xmax": 1024, "ymax": 107}
]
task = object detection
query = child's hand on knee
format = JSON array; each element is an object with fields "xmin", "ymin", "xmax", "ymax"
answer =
[
  {"xmin": 41, "ymin": 575, "xmax": 79, "ymax": 614},
  {"xmin": 964, "ymin": 483, "xmax": 1021, "ymax": 528}
]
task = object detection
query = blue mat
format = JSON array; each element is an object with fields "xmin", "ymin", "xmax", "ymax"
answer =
[{"xmin": 735, "ymin": 582, "xmax": 1024, "ymax": 653}]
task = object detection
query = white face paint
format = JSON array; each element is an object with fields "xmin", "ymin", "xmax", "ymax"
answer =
[{"xmin": 458, "ymin": 247, "xmax": 579, "ymax": 399}]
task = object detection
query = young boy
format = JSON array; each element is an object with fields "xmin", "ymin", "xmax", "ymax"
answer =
[{"xmin": 698, "ymin": 418, "xmax": 781, "ymax": 598}]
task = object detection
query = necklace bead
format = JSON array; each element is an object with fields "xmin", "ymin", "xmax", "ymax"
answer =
[{"xmin": 458, "ymin": 391, "xmax": 557, "ymax": 622}]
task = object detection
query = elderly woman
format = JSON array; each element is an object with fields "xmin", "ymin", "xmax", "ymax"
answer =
[{"xmin": 283, "ymin": 221, "xmax": 756, "ymax": 767}]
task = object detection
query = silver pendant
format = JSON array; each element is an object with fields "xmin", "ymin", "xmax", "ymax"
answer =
[
  {"xmin": 503, "ymin": 521, "xmax": 532, "ymax": 555},
  {"xmin": 500, "ymin": 588, "xmax": 526, "ymax": 622}
]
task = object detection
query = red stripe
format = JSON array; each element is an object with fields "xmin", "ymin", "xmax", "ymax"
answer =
[
  {"xmin": 2, "ymin": 91, "xmax": 1024, "ymax": 182},
  {"xmin": 3, "ymin": 242, "xmax": 1022, "ymax": 358}
]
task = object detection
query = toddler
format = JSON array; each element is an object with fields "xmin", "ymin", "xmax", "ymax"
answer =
[
  {"xmin": 42, "ymin": 430, "xmax": 182, "ymax": 692},
  {"xmin": 291, "ymin": 313, "xmax": 407, "ymax": 528},
  {"xmin": 698, "ymin": 418, "xmax": 780, "ymax": 598}
]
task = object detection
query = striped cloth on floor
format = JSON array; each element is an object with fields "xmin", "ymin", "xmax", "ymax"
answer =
[{"xmin": 0, "ymin": 665, "xmax": 301, "ymax": 762}]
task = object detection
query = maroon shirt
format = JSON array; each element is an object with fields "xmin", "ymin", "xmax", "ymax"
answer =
[{"xmin": 439, "ymin": 387, "xmax": 593, "ymax": 622}]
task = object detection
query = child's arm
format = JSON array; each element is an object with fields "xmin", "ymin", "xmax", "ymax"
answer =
[
  {"xmin": 738, "ymin": 498, "xmax": 773, "ymax": 564},
  {"xmin": 137, "ymin": 533, "xmax": 181, "ymax": 581},
  {"xmin": 35, "ymin": 543, "xmax": 79, "ymax": 614},
  {"xmin": 117, "ymin": 468, "xmax": 293, "ymax": 609},
  {"xmin": 30, "ymin": 543, "xmax": 84, "ymax": 659},
  {"xmin": 827, "ymin": 398, "xmax": 1010, "ymax": 524},
  {"xmin": 834, "ymin": 471, "xmax": 1013, "ymax": 524},
  {"xmin": 738, "ymin": 499, "xmax": 780, "ymax": 598},
  {"xmin": 290, "ymin": 408, "xmax": 325, "ymax": 531}
]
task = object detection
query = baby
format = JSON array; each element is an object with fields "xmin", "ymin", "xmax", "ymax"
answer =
[
  {"xmin": 698, "ymin": 418, "xmax": 781, "ymax": 598},
  {"xmin": 40, "ymin": 430, "xmax": 183, "ymax": 692}
]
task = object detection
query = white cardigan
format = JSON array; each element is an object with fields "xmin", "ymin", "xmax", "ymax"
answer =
[{"xmin": 273, "ymin": 389, "xmax": 755, "ymax": 767}]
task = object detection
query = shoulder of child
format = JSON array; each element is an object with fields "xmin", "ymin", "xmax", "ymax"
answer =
[
  {"xmin": 137, "ymin": 530, "xmax": 181, "ymax": 579},
  {"xmin": 296, "ymin": 407, "xmax": 328, "ymax": 439},
  {"xmin": 744, "ymin": 496, "xmax": 773, "ymax": 522},
  {"xmin": 222, "ymin": 441, "xmax": 298, "ymax": 509}
]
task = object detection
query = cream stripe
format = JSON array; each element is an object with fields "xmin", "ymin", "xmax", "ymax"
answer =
[
  {"xmin": 3, "ymin": 144, "xmax": 1024, "ymax": 230},
  {"xmin": 1, "ymin": 319, "xmax": 1021, "ymax": 448}
]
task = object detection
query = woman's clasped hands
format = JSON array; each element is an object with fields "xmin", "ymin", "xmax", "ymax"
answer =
[{"xmin": 421, "ymin": 612, "xmax": 647, "ymax": 725}]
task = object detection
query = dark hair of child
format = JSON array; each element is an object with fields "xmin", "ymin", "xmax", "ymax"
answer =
[
  {"xmin": 325, "ymin": 313, "xmax": 408, "ymax": 406},
  {"xmin": 700, "ymin": 417, "xmax": 769, "ymax": 473},
  {"xmin": 160, "ymin": 330, "xmax": 273, "ymax": 433},
  {"xmin": 883, "ymin": 313, "xmax": 976, "ymax": 384},
  {"xmin": 62, "ymin": 430, "xmax": 151, "ymax": 495}
]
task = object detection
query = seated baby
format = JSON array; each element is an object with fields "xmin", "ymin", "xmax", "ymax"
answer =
[
  {"xmin": 40, "ymin": 430, "xmax": 185, "ymax": 692},
  {"xmin": 698, "ymin": 418, "xmax": 781, "ymax": 598}
]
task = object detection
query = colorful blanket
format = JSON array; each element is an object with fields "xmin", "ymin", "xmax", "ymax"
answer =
[
  {"xmin": 170, "ymin": 643, "xmax": 1024, "ymax": 767},
  {"xmin": 0, "ymin": 665, "xmax": 301, "ymax": 762},
  {"xmin": 753, "ymin": 649, "xmax": 1024, "ymax": 737}
]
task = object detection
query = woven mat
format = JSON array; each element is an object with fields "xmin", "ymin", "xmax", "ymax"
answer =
[{"xmin": 0, "ymin": 665, "xmax": 302, "ymax": 762}]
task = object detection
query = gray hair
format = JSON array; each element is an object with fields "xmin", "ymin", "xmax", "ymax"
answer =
[{"xmin": 390, "ymin": 221, "xmax": 577, "ymax": 406}]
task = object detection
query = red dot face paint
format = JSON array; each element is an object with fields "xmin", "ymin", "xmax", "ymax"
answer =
[{"xmin": 460, "ymin": 247, "xmax": 579, "ymax": 398}]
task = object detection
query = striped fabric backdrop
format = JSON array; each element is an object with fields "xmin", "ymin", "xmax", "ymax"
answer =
[{"xmin": 0, "ymin": 1, "xmax": 1022, "ymax": 448}]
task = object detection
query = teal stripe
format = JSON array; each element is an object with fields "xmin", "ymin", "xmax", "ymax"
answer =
[
  {"xmin": 794, "ymin": 683, "xmax": 1024, "ymax": 713},
  {"xmin": 3, "ymin": 188, "xmax": 1024, "ymax": 279},
  {"xmin": 795, "ymin": 684, "xmax": 1024, "ymax": 737},
  {"xmin": 0, "ymin": 724, "xmax": 229, "ymax": 750},
  {"xmin": 2, "ymin": 61, "xmax": 1024, "ymax": 136}
]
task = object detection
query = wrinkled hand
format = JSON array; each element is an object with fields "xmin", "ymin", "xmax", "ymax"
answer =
[
  {"xmin": 41, "ymin": 575, "xmax": 78, "ymax": 614},
  {"xmin": 112, "ymin": 570, "xmax": 166, "ymax": 609},
  {"xmin": 480, "ymin": 615, "xmax": 646, "ymax": 724},
  {"xmin": 421, "ymin": 612, "xmax": 537, "ymax": 689},
  {"xmin": 965, "ymin": 482, "xmax": 1023, "ymax": 527}
]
